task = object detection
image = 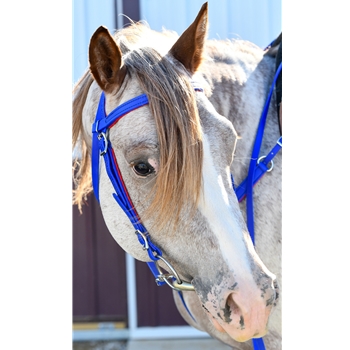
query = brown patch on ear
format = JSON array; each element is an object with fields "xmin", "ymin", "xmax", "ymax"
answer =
[
  {"xmin": 169, "ymin": 2, "xmax": 208, "ymax": 74},
  {"xmin": 89, "ymin": 26, "xmax": 126, "ymax": 93}
]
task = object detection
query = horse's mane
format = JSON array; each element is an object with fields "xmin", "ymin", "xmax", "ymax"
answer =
[
  {"xmin": 72, "ymin": 69, "xmax": 94, "ymax": 213},
  {"xmin": 72, "ymin": 22, "xmax": 203, "ymax": 230}
]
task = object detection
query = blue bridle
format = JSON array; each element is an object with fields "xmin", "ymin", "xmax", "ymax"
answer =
[
  {"xmin": 91, "ymin": 63, "xmax": 281, "ymax": 349},
  {"xmin": 91, "ymin": 86, "xmax": 203, "ymax": 293}
]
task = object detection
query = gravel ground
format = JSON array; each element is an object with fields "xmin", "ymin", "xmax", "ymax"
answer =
[
  {"xmin": 73, "ymin": 341, "xmax": 127, "ymax": 350},
  {"xmin": 72, "ymin": 338, "xmax": 233, "ymax": 350}
]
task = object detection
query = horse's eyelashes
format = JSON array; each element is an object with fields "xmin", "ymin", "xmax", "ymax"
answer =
[{"xmin": 132, "ymin": 161, "xmax": 155, "ymax": 177}]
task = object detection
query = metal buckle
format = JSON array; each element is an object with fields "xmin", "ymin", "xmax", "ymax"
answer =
[
  {"xmin": 98, "ymin": 132, "xmax": 108, "ymax": 156},
  {"xmin": 135, "ymin": 230, "xmax": 149, "ymax": 250},
  {"xmin": 94, "ymin": 120, "xmax": 100, "ymax": 133}
]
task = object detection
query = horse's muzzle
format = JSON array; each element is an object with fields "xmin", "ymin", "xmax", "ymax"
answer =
[{"xmin": 200, "ymin": 275, "xmax": 279, "ymax": 342}]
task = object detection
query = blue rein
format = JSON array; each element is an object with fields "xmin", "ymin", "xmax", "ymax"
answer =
[
  {"xmin": 242, "ymin": 62, "xmax": 282, "ymax": 350},
  {"xmin": 91, "ymin": 63, "xmax": 281, "ymax": 349},
  {"xmin": 245, "ymin": 62, "xmax": 282, "ymax": 245}
]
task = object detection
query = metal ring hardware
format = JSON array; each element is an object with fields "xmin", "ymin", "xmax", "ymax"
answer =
[
  {"xmin": 257, "ymin": 155, "xmax": 274, "ymax": 172},
  {"xmin": 154, "ymin": 255, "xmax": 195, "ymax": 292}
]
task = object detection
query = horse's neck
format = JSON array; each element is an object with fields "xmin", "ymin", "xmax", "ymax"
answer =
[
  {"xmin": 200, "ymin": 42, "xmax": 282, "ymax": 337},
  {"xmin": 201, "ymin": 40, "xmax": 279, "ymax": 185}
]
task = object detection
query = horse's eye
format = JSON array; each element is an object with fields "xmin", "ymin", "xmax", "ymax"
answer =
[{"xmin": 133, "ymin": 162, "xmax": 154, "ymax": 177}]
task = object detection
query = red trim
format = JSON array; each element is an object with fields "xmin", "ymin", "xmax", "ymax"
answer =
[
  {"xmin": 104, "ymin": 101, "xmax": 149, "ymax": 222},
  {"xmin": 109, "ymin": 104, "xmax": 145, "ymax": 129},
  {"xmin": 110, "ymin": 146, "xmax": 141, "ymax": 221}
]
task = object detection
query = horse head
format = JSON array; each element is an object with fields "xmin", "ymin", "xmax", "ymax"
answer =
[{"xmin": 73, "ymin": 2, "xmax": 279, "ymax": 342}]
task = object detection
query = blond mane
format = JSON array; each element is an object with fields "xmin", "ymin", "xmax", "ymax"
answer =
[
  {"xmin": 72, "ymin": 69, "xmax": 94, "ymax": 212},
  {"xmin": 72, "ymin": 22, "xmax": 203, "ymax": 230}
]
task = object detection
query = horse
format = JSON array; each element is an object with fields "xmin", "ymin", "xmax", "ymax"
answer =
[{"xmin": 72, "ymin": 3, "xmax": 281, "ymax": 349}]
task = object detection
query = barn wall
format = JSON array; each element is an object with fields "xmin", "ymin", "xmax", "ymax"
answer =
[{"xmin": 73, "ymin": 0, "xmax": 282, "ymax": 85}]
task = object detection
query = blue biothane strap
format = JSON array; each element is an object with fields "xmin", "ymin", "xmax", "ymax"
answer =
[
  {"xmin": 243, "ymin": 62, "xmax": 282, "ymax": 350},
  {"xmin": 146, "ymin": 262, "xmax": 165, "ymax": 286},
  {"xmin": 91, "ymin": 91, "xmax": 163, "ymax": 262},
  {"xmin": 95, "ymin": 94, "xmax": 149, "ymax": 131},
  {"xmin": 252, "ymin": 338, "xmax": 267, "ymax": 350},
  {"xmin": 92, "ymin": 92, "xmax": 149, "ymax": 202},
  {"xmin": 178, "ymin": 290, "xmax": 196, "ymax": 322},
  {"xmin": 246, "ymin": 62, "xmax": 282, "ymax": 245},
  {"xmin": 91, "ymin": 89, "xmax": 197, "ymax": 319}
]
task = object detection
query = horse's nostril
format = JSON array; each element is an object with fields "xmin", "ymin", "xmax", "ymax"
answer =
[{"xmin": 224, "ymin": 293, "xmax": 241, "ymax": 323}]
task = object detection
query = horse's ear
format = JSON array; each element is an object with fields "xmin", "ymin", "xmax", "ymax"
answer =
[
  {"xmin": 169, "ymin": 2, "xmax": 208, "ymax": 74},
  {"xmin": 88, "ymin": 26, "xmax": 126, "ymax": 93}
]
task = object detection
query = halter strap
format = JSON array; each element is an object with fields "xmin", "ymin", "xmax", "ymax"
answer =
[{"xmin": 92, "ymin": 92, "xmax": 165, "ymax": 263}]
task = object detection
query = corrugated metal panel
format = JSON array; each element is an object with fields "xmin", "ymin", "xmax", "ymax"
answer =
[
  {"xmin": 73, "ymin": 0, "xmax": 281, "ymax": 85},
  {"xmin": 73, "ymin": 0, "xmax": 115, "ymax": 84},
  {"xmin": 72, "ymin": 193, "xmax": 128, "ymax": 323}
]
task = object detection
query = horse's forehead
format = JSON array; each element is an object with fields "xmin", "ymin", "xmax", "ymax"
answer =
[
  {"xmin": 85, "ymin": 75, "xmax": 236, "ymax": 156},
  {"xmin": 107, "ymin": 78, "xmax": 157, "ymax": 145},
  {"xmin": 110, "ymin": 107, "xmax": 158, "ymax": 149},
  {"xmin": 105, "ymin": 78, "xmax": 143, "ymax": 114}
]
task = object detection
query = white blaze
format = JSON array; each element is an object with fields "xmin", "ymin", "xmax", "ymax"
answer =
[{"xmin": 198, "ymin": 134, "xmax": 251, "ymax": 276}]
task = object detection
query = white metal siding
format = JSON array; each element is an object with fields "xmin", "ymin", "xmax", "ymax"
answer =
[
  {"xmin": 140, "ymin": 0, "xmax": 281, "ymax": 48},
  {"xmin": 73, "ymin": 0, "xmax": 115, "ymax": 84},
  {"xmin": 73, "ymin": 0, "xmax": 281, "ymax": 84}
]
